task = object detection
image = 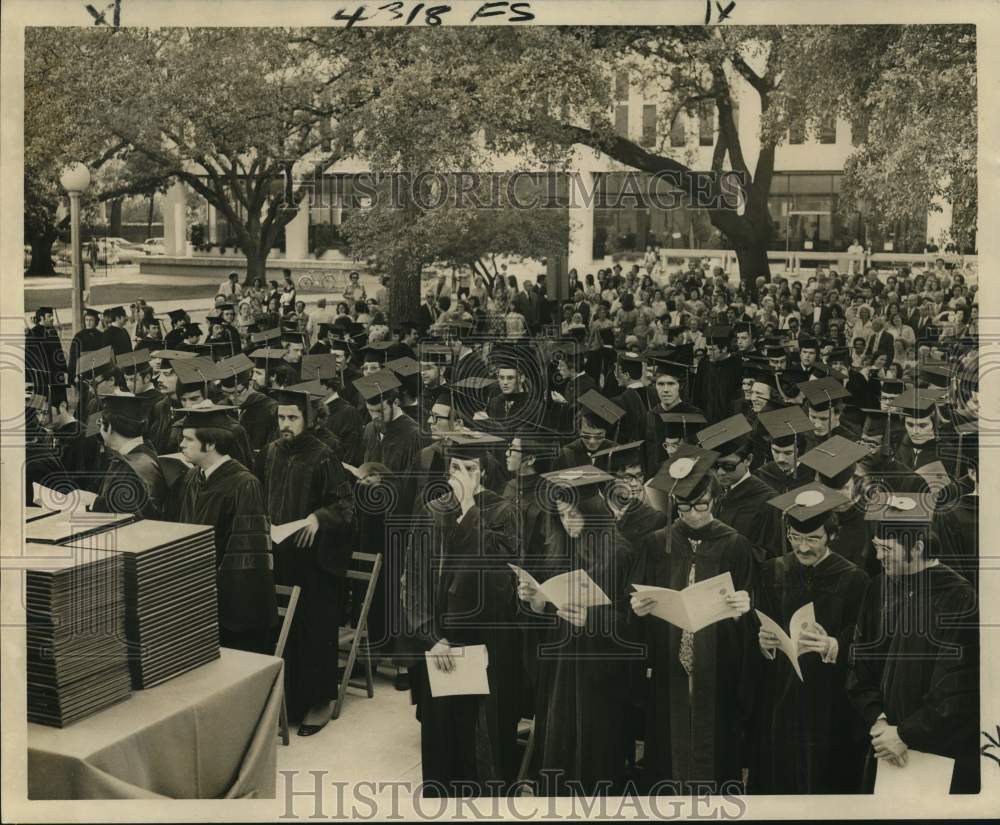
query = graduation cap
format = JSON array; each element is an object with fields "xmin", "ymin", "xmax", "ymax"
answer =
[
  {"xmin": 386, "ymin": 356, "xmax": 421, "ymax": 379},
  {"xmin": 876, "ymin": 377, "xmax": 905, "ymax": 397},
  {"xmin": 250, "ymin": 348, "xmax": 288, "ymax": 370},
  {"xmin": 166, "ymin": 309, "xmax": 187, "ymax": 325},
  {"xmin": 886, "ymin": 387, "xmax": 938, "ymax": 419},
  {"xmin": 116, "ymin": 349, "xmax": 151, "ymax": 375},
  {"xmin": 578, "ymin": 389, "xmax": 625, "ymax": 432},
  {"xmin": 706, "ymin": 325, "xmax": 732, "ymax": 346},
  {"xmin": 174, "ymin": 403, "xmax": 241, "ymax": 431},
  {"xmin": 316, "ymin": 323, "xmax": 338, "ymax": 341},
  {"xmin": 268, "ymin": 387, "xmax": 314, "ymax": 424},
  {"xmin": 917, "ymin": 363, "xmax": 953, "ymax": 389},
  {"xmin": 281, "ymin": 330, "xmax": 306, "ymax": 346},
  {"xmin": 285, "ymin": 379, "xmax": 328, "ymax": 398},
  {"xmin": 591, "ymin": 441, "xmax": 644, "ymax": 474},
  {"xmin": 361, "ymin": 341, "xmax": 394, "ymax": 364},
  {"xmin": 696, "ymin": 414, "xmax": 752, "ymax": 456},
  {"xmin": 217, "ymin": 353, "xmax": 255, "ymax": 384},
  {"xmin": 733, "ymin": 321, "xmax": 755, "ymax": 338},
  {"xmin": 647, "ymin": 444, "xmax": 719, "ymax": 501},
  {"xmin": 441, "ymin": 431, "xmax": 506, "ymax": 461},
  {"xmin": 173, "ymin": 357, "xmax": 222, "ymax": 395},
  {"xmin": 799, "ymin": 435, "xmax": 869, "ymax": 489},
  {"xmin": 551, "ymin": 340, "xmax": 586, "ymax": 366},
  {"xmin": 108, "ymin": 306, "xmax": 127, "ymax": 319},
  {"xmin": 353, "ymin": 369, "xmax": 401, "ymax": 403},
  {"xmin": 205, "ymin": 312, "xmax": 223, "ymax": 326},
  {"xmin": 443, "ymin": 319, "xmax": 475, "ymax": 339},
  {"xmin": 98, "ymin": 391, "xmax": 153, "ymax": 428},
  {"xmin": 301, "ymin": 353, "xmax": 341, "ymax": 382},
  {"xmin": 864, "ymin": 489, "xmax": 935, "ymax": 526},
  {"xmin": 194, "ymin": 341, "xmax": 234, "ymax": 361},
  {"xmin": 250, "ymin": 327, "xmax": 281, "ymax": 345},
  {"xmin": 327, "ymin": 339, "xmax": 353, "ymax": 355},
  {"xmin": 767, "ymin": 483, "xmax": 849, "ymax": 534},
  {"xmin": 645, "ymin": 350, "xmax": 689, "ymax": 379},
  {"xmin": 798, "ymin": 337, "xmax": 820, "ymax": 352},
  {"xmin": 757, "ymin": 405, "xmax": 813, "ymax": 447},
  {"xmin": 659, "ymin": 411, "xmax": 707, "ymax": 441},
  {"xmin": 182, "ymin": 323, "xmax": 204, "ymax": 339},
  {"xmin": 617, "ymin": 350, "xmax": 645, "ymax": 379},
  {"xmin": 797, "ymin": 376, "xmax": 849, "ymax": 411},
  {"xmin": 540, "ymin": 465, "xmax": 615, "ymax": 500},
  {"xmin": 83, "ymin": 308, "xmax": 100, "ymax": 321},
  {"xmin": 419, "ymin": 343, "xmax": 453, "ymax": 365},
  {"xmin": 764, "ymin": 343, "xmax": 788, "ymax": 360},
  {"xmin": 827, "ymin": 347, "xmax": 850, "ymax": 365},
  {"xmin": 217, "ymin": 303, "xmax": 235, "ymax": 313},
  {"xmin": 76, "ymin": 346, "xmax": 114, "ymax": 382}
]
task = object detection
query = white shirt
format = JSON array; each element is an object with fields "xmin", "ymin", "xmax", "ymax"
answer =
[{"xmin": 201, "ymin": 455, "xmax": 231, "ymax": 480}]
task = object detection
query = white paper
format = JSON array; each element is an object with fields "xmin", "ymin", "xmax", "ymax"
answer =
[
  {"xmin": 32, "ymin": 483, "xmax": 98, "ymax": 512},
  {"xmin": 755, "ymin": 602, "xmax": 816, "ymax": 681},
  {"xmin": 158, "ymin": 452, "xmax": 193, "ymax": 467},
  {"xmin": 270, "ymin": 517, "xmax": 312, "ymax": 544},
  {"xmin": 342, "ymin": 462, "xmax": 362, "ymax": 479},
  {"xmin": 874, "ymin": 749, "xmax": 954, "ymax": 796},
  {"xmin": 425, "ymin": 644, "xmax": 490, "ymax": 697},
  {"xmin": 632, "ymin": 572, "xmax": 738, "ymax": 633},
  {"xmin": 509, "ymin": 564, "xmax": 611, "ymax": 610}
]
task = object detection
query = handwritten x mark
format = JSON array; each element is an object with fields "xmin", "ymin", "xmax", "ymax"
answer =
[
  {"xmin": 705, "ymin": 0, "xmax": 736, "ymax": 24},
  {"xmin": 85, "ymin": 0, "xmax": 121, "ymax": 26}
]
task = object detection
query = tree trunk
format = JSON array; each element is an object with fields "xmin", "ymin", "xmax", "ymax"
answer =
[
  {"xmin": 109, "ymin": 198, "xmax": 123, "ymax": 237},
  {"xmin": 245, "ymin": 250, "xmax": 269, "ymax": 284},
  {"xmin": 146, "ymin": 194, "xmax": 155, "ymax": 239},
  {"xmin": 26, "ymin": 229, "xmax": 58, "ymax": 276},
  {"xmin": 389, "ymin": 265, "xmax": 423, "ymax": 326},
  {"xmin": 734, "ymin": 243, "xmax": 772, "ymax": 300}
]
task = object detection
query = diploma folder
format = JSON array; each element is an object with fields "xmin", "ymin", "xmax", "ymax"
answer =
[
  {"xmin": 631, "ymin": 572, "xmax": 739, "ymax": 632},
  {"xmin": 754, "ymin": 602, "xmax": 816, "ymax": 681},
  {"xmin": 509, "ymin": 565, "xmax": 611, "ymax": 610},
  {"xmin": 425, "ymin": 644, "xmax": 490, "ymax": 698},
  {"xmin": 874, "ymin": 749, "xmax": 955, "ymax": 796}
]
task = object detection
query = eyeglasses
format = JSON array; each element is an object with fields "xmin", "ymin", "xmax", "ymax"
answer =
[
  {"xmin": 505, "ymin": 446, "xmax": 522, "ymax": 456},
  {"xmin": 676, "ymin": 501, "xmax": 712, "ymax": 513},
  {"xmin": 427, "ymin": 413, "xmax": 450, "ymax": 424},
  {"xmin": 787, "ymin": 532, "xmax": 826, "ymax": 548},
  {"xmin": 715, "ymin": 461, "xmax": 743, "ymax": 473}
]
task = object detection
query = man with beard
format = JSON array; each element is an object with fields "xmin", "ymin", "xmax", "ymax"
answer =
[
  {"xmin": 306, "ymin": 353, "xmax": 364, "ymax": 466},
  {"xmin": 592, "ymin": 441, "xmax": 669, "ymax": 546},
  {"xmin": 800, "ymin": 377, "xmax": 857, "ymax": 452},
  {"xmin": 403, "ymin": 435, "xmax": 521, "ymax": 794},
  {"xmin": 248, "ymin": 346, "xmax": 285, "ymax": 392},
  {"xmin": 698, "ymin": 414, "xmax": 783, "ymax": 563},
  {"xmin": 750, "ymin": 484, "xmax": 870, "ymax": 793},
  {"xmin": 167, "ymin": 405, "xmax": 274, "ymax": 654},
  {"xmin": 755, "ymin": 407, "xmax": 815, "ymax": 494},
  {"xmin": 215, "ymin": 353, "xmax": 278, "ymax": 452},
  {"xmin": 693, "ymin": 326, "xmax": 743, "ymax": 424},
  {"xmin": 554, "ymin": 390, "xmax": 623, "ymax": 469},
  {"xmin": 357, "ymin": 368, "xmax": 422, "ymax": 474},
  {"xmin": 67, "ymin": 308, "xmax": 106, "ymax": 384},
  {"xmin": 847, "ymin": 494, "xmax": 979, "ymax": 794},
  {"xmin": 91, "ymin": 392, "xmax": 167, "ymax": 518},
  {"xmin": 255, "ymin": 388, "xmax": 354, "ymax": 736},
  {"xmin": 643, "ymin": 355, "xmax": 703, "ymax": 476},
  {"xmin": 116, "ymin": 350, "xmax": 174, "ymax": 454},
  {"xmin": 631, "ymin": 447, "xmax": 754, "ymax": 794}
]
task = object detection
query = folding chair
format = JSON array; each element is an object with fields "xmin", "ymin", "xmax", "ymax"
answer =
[
  {"xmin": 274, "ymin": 584, "xmax": 302, "ymax": 746},
  {"xmin": 333, "ymin": 551, "xmax": 382, "ymax": 720}
]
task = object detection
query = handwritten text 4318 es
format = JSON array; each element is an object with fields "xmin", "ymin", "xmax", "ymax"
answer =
[{"xmin": 332, "ymin": 1, "xmax": 535, "ymax": 27}]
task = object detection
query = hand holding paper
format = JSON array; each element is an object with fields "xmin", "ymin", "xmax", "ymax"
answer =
[
  {"xmin": 271, "ymin": 517, "xmax": 313, "ymax": 545},
  {"xmin": 425, "ymin": 644, "xmax": 490, "ymax": 697},
  {"xmin": 874, "ymin": 749, "xmax": 954, "ymax": 796},
  {"xmin": 509, "ymin": 564, "xmax": 610, "ymax": 611},
  {"xmin": 631, "ymin": 572, "xmax": 739, "ymax": 633},
  {"xmin": 754, "ymin": 602, "xmax": 816, "ymax": 681}
]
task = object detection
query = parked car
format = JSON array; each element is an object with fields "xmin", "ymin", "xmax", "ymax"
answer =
[
  {"xmin": 143, "ymin": 238, "xmax": 166, "ymax": 256},
  {"xmin": 104, "ymin": 237, "xmax": 144, "ymax": 263},
  {"xmin": 93, "ymin": 239, "xmax": 120, "ymax": 265}
]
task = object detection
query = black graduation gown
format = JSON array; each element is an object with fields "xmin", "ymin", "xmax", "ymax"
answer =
[
  {"xmin": 403, "ymin": 492, "xmax": 521, "ymax": 794},
  {"xmin": 52, "ymin": 420, "xmax": 88, "ymax": 475},
  {"xmin": 550, "ymin": 372, "xmax": 597, "ymax": 436},
  {"xmin": 239, "ymin": 391, "xmax": 278, "ymax": 452},
  {"xmin": 136, "ymin": 387, "xmax": 174, "ymax": 455},
  {"xmin": 748, "ymin": 552, "xmax": 869, "ymax": 794},
  {"xmin": 256, "ymin": 431, "xmax": 354, "ymax": 722},
  {"xmin": 630, "ymin": 518, "xmax": 755, "ymax": 793},
  {"xmin": 613, "ymin": 499, "xmax": 670, "ymax": 548},
  {"xmin": 361, "ymin": 413, "xmax": 422, "ymax": 472},
  {"xmin": 612, "ymin": 385, "xmax": 651, "ymax": 445},
  {"xmin": 847, "ymin": 564, "xmax": 980, "ymax": 793},
  {"xmin": 92, "ymin": 442, "xmax": 167, "ymax": 519},
  {"xmin": 528, "ymin": 514, "xmax": 639, "ymax": 796},
  {"xmin": 755, "ymin": 461, "xmax": 812, "ymax": 495},
  {"xmin": 169, "ymin": 458, "xmax": 272, "ymax": 637},
  {"xmin": 895, "ymin": 436, "xmax": 958, "ymax": 477},
  {"xmin": 716, "ymin": 475, "xmax": 783, "ymax": 562},
  {"xmin": 644, "ymin": 400, "xmax": 704, "ymax": 478},
  {"xmin": 483, "ymin": 391, "xmax": 544, "ymax": 435},
  {"xmin": 25, "ymin": 324, "xmax": 66, "ymax": 390},
  {"xmin": 693, "ymin": 355, "xmax": 742, "ymax": 425},
  {"xmin": 829, "ymin": 504, "xmax": 878, "ymax": 578},
  {"xmin": 316, "ymin": 395, "xmax": 364, "ymax": 466},
  {"xmin": 25, "ymin": 431, "xmax": 75, "ymax": 506},
  {"xmin": 67, "ymin": 328, "xmax": 106, "ymax": 383},
  {"xmin": 555, "ymin": 437, "xmax": 615, "ymax": 470},
  {"xmin": 934, "ymin": 494, "xmax": 978, "ymax": 587},
  {"xmin": 164, "ymin": 327, "xmax": 187, "ymax": 349},
  {"xmin": 104, "ymin": 325, "xmax": 133, "ymax": 356}
]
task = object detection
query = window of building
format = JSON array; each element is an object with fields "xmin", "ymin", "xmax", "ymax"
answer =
[
  {"xmin": 819, "ymin": 114, "xmax": 837, "ymax": 144},
  {"xmin": 670, "ymin": 113, "xmax": 687, "ymax": 148},
  {"xmin": 642, "ymin": 104, "xmax": 657, "ymax": 147},
  {"xmin": 615, "ymin": 105, "xmax": 629, "ymax": 138},
  {"xmin": 698, "ymin": 100, "xmax": 715, "ymax": 147},
  {"xmin": 615, "ymin": 70, "xmax": 629, "ymax": 102}
]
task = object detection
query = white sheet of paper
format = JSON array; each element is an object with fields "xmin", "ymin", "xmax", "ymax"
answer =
[
  {"xmin": 755, "ymin": 602, "xmax": 816, "ymax": 682},
  {"xmin": 874, "ymin": 749, "xmax": 954, "ymax": 796},
  {"xmin": 425, "ymin": 644, "xmax": 490, "ymax": 697},
  {"xmin": 537, "ymin": 568, "xmax": 611, "ymax": 609},
  {"xmin": 271, "ymin": 518, "xmax": 312, "ymax": 544},
  {"xmin": 633, "ymin": 572, "xmax": 738, "ymax": 632},
  {"xmin": 342, "ymin": 462, "xmax": 362, "ymax": 479},
  {"xmin": 32, "ymin": 483, "xmax": 98, "ymax": 512}
]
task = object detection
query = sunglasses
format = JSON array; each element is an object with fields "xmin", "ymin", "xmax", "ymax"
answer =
[
  {"xmin": 715, "ymin": 461, "xmax": 743, "ymax": 472},
  {"xmin": 676, "ymin": 501, "xmax": 712, "ymax": 513}
]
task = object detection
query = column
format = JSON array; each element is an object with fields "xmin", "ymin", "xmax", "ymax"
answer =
[
  {"xmin": 567, "ymin": 170, "xmax": 595, "ymax": 275},
  {"xmin": 162, "ymin": 180, "xmax": 189, "ymax": 257},
  {"xmin": 926, "ymin": 192, "xmax": 953, "ymax": 249},
  {"xmin": 285, "ymin": 200, "xmax": 309, "ymax": 260},
  {"xmin": 207, "ymin": 203, "xmax": 217, "ymax": 244}
]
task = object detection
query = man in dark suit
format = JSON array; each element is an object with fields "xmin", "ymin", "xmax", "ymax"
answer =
[
  {"xmin": 865, "ymin": 318, "xmax": 895, "ymax": 362},
  {"xmin": 415, "ymin": 292, "xmax": 439, "ymax": 336},
  {"xmin": 806, "ymin": 291, "xmax": 831, "ymax": 336},
  {"xmin": 512, "ymin": 281, "xmax": 540, "ymax": 333},
  {"xmin": 570, "ymin": 289, "xmax": 591, "ymax": 327}
]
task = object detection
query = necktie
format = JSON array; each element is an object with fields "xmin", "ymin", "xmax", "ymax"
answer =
[
  {"xmin": 505, "ymin": 400, "xmax": 513, "ymax": 415},
  {"xmin": 678, "ymin": 543, "xmax": 700, "ymax": 677}
]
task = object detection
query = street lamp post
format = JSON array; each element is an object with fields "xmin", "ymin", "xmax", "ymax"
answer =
[{"xmin": 59, "ymin": 163, "xmax": 91, "ymax": 335}]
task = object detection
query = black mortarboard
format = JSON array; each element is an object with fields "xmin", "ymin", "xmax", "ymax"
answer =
[
  {"xmin": 706, "ymin": 325, "xmax": 732, "ymax": 346},
  {"xmin": 757, "ymin": 406, "xmax": 813, "ymax": 447},
  {"xmin": 540, "ymin": 465, "xmax": 615, "ymax": 498},
  {"xmin": 797, "ymin": 376, "xmax": 849, "ymax": 411},
  {"xmin": 285, "ymin": 380, "xmax": 328, "ymax": 398},
  {"xmin": 877, "ymin": 378, "xmax": 905, "ymax": 396},
  {"xmin": 268, "ymin": 387, "xmax": 313, "ymax": 419},
  {"xmin": 108, "ymin": 306, "xmax": 127, "ymax": 319},
  {"xmin": 917, "ymin": 363, "xmax": 953, "ymax": 389},
  {"xmin": 617, "ymin": 350, "xmax": 645, "ymax": 378},
  {"xmin": 217, "ymin": 353, "xmax": 255, "ymax": 383},
  {"xmin": 328, "ymin": 339, "xmax": 352, "ymax": 355},
  {"xmin": 174, "ymin": 403, "xmax": 240, "ymax": 430},
  {"xmin": 301, "ymin": 354, "xmax": 341, "ymax": 381},
  {"xmin": 83, "ymin": 308, "xmax": 100, "ymax": 320},
  {"xmin": 167, "ymin": 309, "xmax": 187, "ymax": 324},
  {"xmin": 798, "ymin": 337, "xmax": 820, "ymax": 352},
  {"xmin": 419, "ymin": 344, "xmax": 453, "ymax": 365},
  {"xmin": 173, "ymin": 357, "xmax": 222, "ymax": 392},
  {"xmin": 353, "ymin": 369, "xmax": 401, "ymax": 403},
  {"xmin": 76, "ymin": 346, "xmax": 114, "ymax": 381},
  {"xmin": 115, "ymin": 349, "xmax": 151, "ymax": 375},
  {"xmin": 386, "ymin": 356, "xmax": 421, "ymax": 379},
  {"xmin": 205, "ymin": 312, "xmax": 223, "ymax": 326},
  {"xmin": 591, "ymin": 441, "xmax": 644, "ymax": 474},
  {"xmin": 150, "ymin": 349, "xmax": 196, "ymax": 368},
  {"xmin": 218, "ymin": 303, "xmax": 235, "ymax": 312},
  {"xmin": 250, "ymin": 327, "xmax": 281, "ymax": 344},
  {"xmin": 183, "ymin": 323, "xmax": 203, "ymax": 338},
  {"xmin": 281, "ymin": 330, "xmax": 306, "ymax": 345},
  {"xmin": 194, "ymin": 341, "xmax": 234, "ymax": 361},
  {"xmin": 98, "ymin": 391, "xmax": 153, "ymax": 426},
  {"xmin": 696, "ymin": 414, "xmax": 752, "ymax": 456},
  {"xmin": 765, "ymin": 343, "xmax": 788, "ymax": 360},
  {"xmin": 799, "ymin": 435, "xmax": 869, "ymax": 488},
  {"xmin": 733, "ymin": 321, "xmax": 755, "ymax": 337},
  {"xmin": 767, "ymin": 483, "xmax": 849, "ymax": 533},
  {"xmin": 577, "ymin": 389, "xmax": 625, "ymax": 429},
  {"xmin": 659, "ymin": 411, "xmax": 707, "ymax": 440},
  {"xmin": 361, "ymin": 342, "xmax": 393, "ymax": 364},
  {"xmin": 647, "ymin": 444, "xmax": 719, "ymax": 501},
  {"xmin": 317, "ymin": 323, "xmax": 337, "ymax": 340},
  {"xmin": 441, "ymin": 431, "xmax": 506, "ymax": 461},
  {"xmin": 250, "ymin": 348, "xmax": 287, "ymax": 368},
  {"xmin": 887, "ymin": 387, "xmax": 938, "ymax": 418}
]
